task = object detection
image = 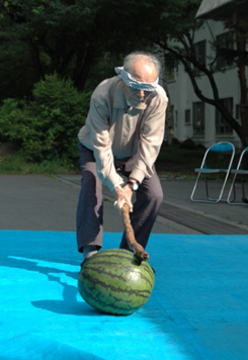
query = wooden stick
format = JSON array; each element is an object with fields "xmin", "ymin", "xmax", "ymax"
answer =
[{"xmin": 121, "ymin": 203, "xmax": 149, "ymax": 261}]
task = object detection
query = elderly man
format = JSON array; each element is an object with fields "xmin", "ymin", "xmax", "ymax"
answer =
[{"xmin": 76, "ymin": 51, "xmax": 168, "ymax": 260}]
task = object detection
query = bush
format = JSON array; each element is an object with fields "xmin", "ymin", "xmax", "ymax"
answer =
[
  {"xmin": 0, "ymin": 73, "xmax": 91, "ymax": 165},
  {"xmin": 0, "ymin": 99, "xmax": 23, "ymax": 145}
]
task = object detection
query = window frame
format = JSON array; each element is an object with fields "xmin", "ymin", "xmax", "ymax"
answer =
[
  {"xmin": 193, "ymin": 101, "xmax": 205, "ymax": 135},
  {"xmin": 215, "ymin": 97, "xmax": 234, "ymax": 135}
]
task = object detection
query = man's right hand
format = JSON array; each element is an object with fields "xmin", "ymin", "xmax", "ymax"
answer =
[{"xmin": 114, "ymin": 185, "xmax": 133, "ymax": 213}]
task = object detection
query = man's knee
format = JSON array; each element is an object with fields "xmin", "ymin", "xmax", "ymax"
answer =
[
  {"xmin": 152, "ymin": 191, "xmax": 163, "ymax": 209},
  {"xmin": 140, "ymin": 188, "xmax": 163, "ymax": 212},
  {"xmin": 145, "ymin": 183, "xmax": 163, "ymax": 203}
]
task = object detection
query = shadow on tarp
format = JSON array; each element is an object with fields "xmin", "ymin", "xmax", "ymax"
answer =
[
  {"xmin": 0, "ymin": 230, "xmax": 96, "ymax": 316},
  {"xmin": 5, "ymin": 255, "xmax": 98, "ymax": 316},
  {"xmin": 1, "ymin": 334, "xmax": 105, "ymax": 360}
]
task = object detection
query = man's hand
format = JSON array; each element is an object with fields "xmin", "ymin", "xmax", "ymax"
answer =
[{"xmin": 114, "ymin": 184, "xmax": 133, "ymax": 213}]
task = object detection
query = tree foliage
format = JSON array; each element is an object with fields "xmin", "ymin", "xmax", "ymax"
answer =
[
  {"xmin": 0, "ymin": 74, "xmax": 90, "ymax": 163},
  {"xmin": 0, "ymin": 0, "xmax": 204, "ymax": 97},
  {"xmin": 157, "ymin": 15, "xmax": 248, "ymax": 146},
  {"xmin": 0, "ymin": 0, "xmax": 108, "ymax": 95},
  {"xmin": 0, "ymin": 0, "xmax": 247, "ymax": 147},
  {"xmin": 107, "ymin": 0, "xmax": 248, "ymax": 146}
]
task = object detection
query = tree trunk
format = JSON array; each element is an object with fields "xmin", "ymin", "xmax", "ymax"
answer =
[
  {"xmin": 235, "ymin": 21, "xmax": 248, "ymax": 147},
  {"xmin": 160, "ymin": 47, "xmax": 173, "ymax": 144},
  {"xmin": 73, "ymin": 44, "xmax": 96, "ymax": 91},
  {"xmin": 27, "ymin": 38, "xmax": 45, "ymax": 80}
]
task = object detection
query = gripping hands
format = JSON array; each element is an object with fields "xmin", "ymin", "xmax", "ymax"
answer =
[{"xmin": 114, "ymin": 184, "xmax": 133, "ymax": 213}]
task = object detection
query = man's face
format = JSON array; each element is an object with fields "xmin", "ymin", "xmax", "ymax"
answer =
[
  {"xmin": 122, "ymin": 59, "xmax": 158, "ymax": 108},
  {"xmin": 124, "ymin": 86, "xmax": 152, "ymax": 107}
]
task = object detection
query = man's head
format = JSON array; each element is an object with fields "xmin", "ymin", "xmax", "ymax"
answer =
[
  {"xmin": 115, "ymin": 52, "xmax": 161, "ymax": 107},
  {"xmin": 123, "ymin": 52, "xmax": 160, "ymax": 84}
]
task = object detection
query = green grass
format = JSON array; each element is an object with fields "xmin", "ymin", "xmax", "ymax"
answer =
[
  {"xmin": 155, "ymin": 143, "xmax": 206, "ymax": 177},
  {"xmin": 0, "ymin": 154, "xmax": 78, "ymax": 175},
  {"xmin": 0, "ymin": 143, "xmax": 207, "ymax": 178}
]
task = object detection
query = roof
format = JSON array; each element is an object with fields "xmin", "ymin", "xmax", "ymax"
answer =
[{"xmin": 195, "ymin": 0, "xmax": 248, "ymax": 19}]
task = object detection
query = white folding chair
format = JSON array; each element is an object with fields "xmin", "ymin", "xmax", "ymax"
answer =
[
  {"xmin": 190, "ymin": 142, "xmax": 235, "ymax": 203},
  {"xmin": 227, "ymin": 146, "xmax": 248, "ymax": 205}
]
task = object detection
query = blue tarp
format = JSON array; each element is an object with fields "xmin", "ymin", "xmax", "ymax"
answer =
[{"xmin": 1, "ymin": 230, "xmax": 248, "ymax": 360}]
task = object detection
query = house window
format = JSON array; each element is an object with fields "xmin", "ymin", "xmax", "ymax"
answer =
[
  {"xmin": 193, "ymin": 102, "xmax": 205, "ymax": 135},
  {"xmin": 194, "ymin": 40, "xmax": 206, "ymax": 66},
  {"xmin": 193, "ymin": 40, "xmax": 206, "ymax": 74},
  {"xmin": 185, "ymin": 109, "xmax": 191, "ymax": 124},
  {"xmin": 216, "ymin": 32, "xmax": 234, "ymax": 69},
  {"xmin": 166, "ymin": 67, "xmax": 175, "ymax": 82},
  {"xmin": 215, "ymin": 97, "xmax": 233, "ymax": 134},
  {"xmin": 165, "ymin": 55, "xmax": 177, "ymax": 81},
  {"xmin": 166, "ymin": 104, "xmax": 174, "ymax": 132},
  {"xmin": 170, "ymin": 104, "xmax": 174, "ymax": 127}
]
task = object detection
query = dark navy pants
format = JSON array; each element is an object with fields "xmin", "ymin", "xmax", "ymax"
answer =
[{"xmin": 76, "ymin": 144, "xmax": 163, "ymax": 253}]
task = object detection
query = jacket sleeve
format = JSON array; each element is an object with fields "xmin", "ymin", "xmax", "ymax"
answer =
[
  {"xmin": 80, "ymin": 96, "xmax": 124, "ymax": 191},
  {"xmin": 125, "ymin": 94, "xmax": 168, "ymax": 183}
]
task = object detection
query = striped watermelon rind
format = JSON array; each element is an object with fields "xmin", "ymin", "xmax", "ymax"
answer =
[{"xmin": 78, "ymin": 249, "xmax": 155, "ymax": 315}]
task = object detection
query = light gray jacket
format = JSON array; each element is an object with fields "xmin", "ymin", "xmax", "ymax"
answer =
[{"xmin": 78, "ymin": 76, "xmax": 168, "ymax": 191}]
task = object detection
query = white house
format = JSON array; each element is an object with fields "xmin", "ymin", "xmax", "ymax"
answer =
[{"xmin": 166, "ymin": 19, "xmax": 246, "ymax": 149}]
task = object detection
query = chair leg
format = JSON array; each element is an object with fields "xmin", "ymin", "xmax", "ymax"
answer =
[
  {"xmin": 206, "ymin": 174, "xmax": 229, "ymax": 202},
  {"xmin": 241, "ymin": 176, "xmax": 248, "ymax": 203},
  {"xmin": 227, "ymin": 174, "xmax": 248, "ymax": 205},
  {"xmin": 205, "ymin": 177, "xmax": 210, "ymax": 199},
  {"xmin": 205, "ymin": 176, "xmax": 220, "ymax": 201},
  {"xmin": 190, "ymin": 173, "xmax": 201, "ymax": 201},
  {"xmin": 241, "ymin": 175, "xmax": 246, "ymax": 197},
  {"xmin": 227, "ymin": 174, "xmax": 236, "ymax": 204},
  {"xmin": 217, "ymin": 172, "xmax": 232, "ymax": 203},
  {"xmin": 191, "ymin": 173, "xmax": 227, "ymax": 203}
]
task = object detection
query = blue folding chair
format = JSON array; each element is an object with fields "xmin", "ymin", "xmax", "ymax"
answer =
[
  {"xmin": 227, "ymin": 146, "xmax": 248, "ymax": 205},
  {"xmin": 190, "ymin": 142, "xmax": 235, "ymax": 203}
]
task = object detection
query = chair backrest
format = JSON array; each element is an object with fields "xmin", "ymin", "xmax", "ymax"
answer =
[
  {"xmin": 236, "ymin": 146, "xmax": 248, "ymax": 170},
  {"xmin": 209, "ymin": 142, "xmax": 234, "ymax": 153},
  {"xmin": 200, "ymin": 142, "xmax": 235, "ymax": 169}
]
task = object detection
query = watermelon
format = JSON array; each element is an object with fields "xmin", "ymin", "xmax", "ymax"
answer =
[{"xmin": 78, "ymin": 249, "xmax": 155, "ymax": 315}]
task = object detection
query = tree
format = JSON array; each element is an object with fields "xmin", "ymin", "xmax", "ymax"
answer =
[
  {"xmin": 226, "ymin": 18, "xmax": 248, "ymax": 147},
  {"xmin": 0, "ymin": 73, "xmax": 91, "ymax": 162},
  {"xmin": 84, "ymin": 0, "xmax": 248, "ymax": 146},
  {"xmin": 1, "ymin": 0, "xmax": 247, "ymax": 147},
  {"xmin": 107, "ymin": 0, "xmax": 248, "ymax": 146},
  {"xmin": 0, "ymin": 0, "xmax": 105, "ymax": 94},
  {"xmin": 145, "ymin": 0, "xmax": 248, "ymax": 146},
  {"xmin": 157, "ymin": 16, "xmax": 248, "ymax": 146}
]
